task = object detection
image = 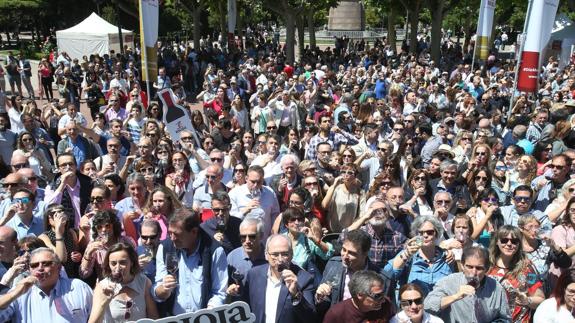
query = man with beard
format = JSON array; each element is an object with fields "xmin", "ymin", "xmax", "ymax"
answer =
[
  {"xmin": 315, "ymin": 229, "xmax": 393, "ymax": 319},
  {"xmin": 343, "ymin": 194, "xmax": 411, "ymax": 268}
]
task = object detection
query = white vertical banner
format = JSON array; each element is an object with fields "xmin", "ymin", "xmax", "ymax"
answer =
[
  {"xmin": 475, "ymin": 0, "xmax": 496, "ymax": 60},
  {"xmin": 227, "ymin": 0, "xmax": 237, "ymax": 34},
  {"xmin": 139, "ymin": 0, "xmax": 159, "ymax": 83},
  {"xmin": 517, "ymin": 0, "xmax": 559, "ymax": 92}
]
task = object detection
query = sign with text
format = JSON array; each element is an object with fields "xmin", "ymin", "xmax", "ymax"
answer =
[{"xmin": 134, "ymin": 301, "xmax": 255, "ymax": 323}]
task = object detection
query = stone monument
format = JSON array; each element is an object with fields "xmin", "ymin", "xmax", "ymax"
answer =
[{"xmin": 328, "ymin": 0, "xmax": 365, "ymax": 31}]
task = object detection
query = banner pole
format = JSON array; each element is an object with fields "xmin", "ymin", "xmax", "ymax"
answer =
[{"xmin": 508, "ymin": 0, "xmax": 533, "ymax": 119}]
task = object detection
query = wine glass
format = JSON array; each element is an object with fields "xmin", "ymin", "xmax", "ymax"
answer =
[
  {"xmin": 231, "ymin": 270, "xmax": 245, "ymax": 285},
  {"xmin": 95, "ymin": 232, "xmax": 109, "ymax": 263},
  {"xmin": 537, "ymin": 228, "xmax": 552, "ymax": 240},
  {"xmin": 250, "ymin": 188, "xmax": 261, "ymax": 200},
  {"xmin": 165, "ymin": 252, "xmax": 179, "ymax": 279},
  {"xmin": 216, "ymin": 217, "xmax": 226, "ymax": 232},
  {"xmin": 466, "ymin": 275, "xmax": 480, "ymax": 288}
]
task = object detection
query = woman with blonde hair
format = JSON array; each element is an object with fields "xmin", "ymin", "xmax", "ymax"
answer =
[{"xmin": 451, "ymin": 130, "xmax": 474, "ymax": 164}]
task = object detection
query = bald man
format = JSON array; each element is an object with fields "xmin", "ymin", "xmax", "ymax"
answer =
[
  {"xmin": 9, "ymin": 153, "xmax": 30, "ymax": 174},
  {"xmin": 0, "ymin": 226, "xmax": 18, "ymax": 279},
  {"xmin": 0, "ymin": 173, "xmax": 26, "ymax": 218},
  {"xmin": 17, "ymin": 167, "xmax": 44, "ymax": 201}
]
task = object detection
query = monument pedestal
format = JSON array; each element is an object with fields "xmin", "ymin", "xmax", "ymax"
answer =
[{"xmin": 328, "ymin": 0, "xmax": 365, "ymax": 31}]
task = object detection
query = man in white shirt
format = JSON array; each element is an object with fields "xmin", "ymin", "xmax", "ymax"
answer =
[{"xmin": 229, "ymin": 165, "xmax": 280, "ymax": 240}]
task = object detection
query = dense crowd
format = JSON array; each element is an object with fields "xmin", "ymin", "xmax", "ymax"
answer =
[{"xmin": 0, "ymin": 27, "xmax": 575, "ymax": 323}]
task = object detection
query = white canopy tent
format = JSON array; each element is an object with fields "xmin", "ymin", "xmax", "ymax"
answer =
[
  {"xmin": 56, "ymin": 12, "xmax": 134, "ymax": 59},
  {"xmin": 545, "ymin": 14, "xmax": 575, "ymax": 69}
]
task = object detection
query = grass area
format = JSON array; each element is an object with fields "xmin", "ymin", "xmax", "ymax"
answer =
[{"xmin": 0, "ymin": 49, "xmax": 45, "ymax": 61}]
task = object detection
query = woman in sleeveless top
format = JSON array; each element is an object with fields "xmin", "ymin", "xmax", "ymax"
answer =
[{"xmin": 89, "ymin": 243, "xmax": 158, "ymax": 323}]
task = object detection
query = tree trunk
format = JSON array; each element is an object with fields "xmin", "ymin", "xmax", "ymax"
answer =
[
  {"xmin": 429, "ymin": 0, "xmax": 444, "ymax": 62},
  {"xmin": 387, "ymin": 5, "xmax": 397, "ymax": 52},
  {"xmin": 409, "ymin": 7, "xmax": 419, "ymax": 55},
  {"xmin": 296, "ymin": 15, "xmax": 305, "ymax": 60},
  {"xmin": 307, "ymin": 11, "xmax": 316, "ymax": 49},
  {"xmin": 193, "ymin": 8, "xmax": 202, "ymax": 50},
  {"xmin": 237, "ymin": 4, "xmax": 244, "ymax": 50},
  {"xmin": 218, "ymin": 0, "xmax": 226, "ymax": 38},
  {"xmin": 284, "ymin": 13, "xmax": 296, "ymax": 64}
]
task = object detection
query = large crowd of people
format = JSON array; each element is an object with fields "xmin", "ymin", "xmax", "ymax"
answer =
[{"xmin": 0, "ymin": 26, "xmax": 575, "ymax": 323}]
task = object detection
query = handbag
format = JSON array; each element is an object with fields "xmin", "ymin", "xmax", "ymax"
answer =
[{"xmin": 546, "ymin": 248, "xmax": 572, "ymax": 269}]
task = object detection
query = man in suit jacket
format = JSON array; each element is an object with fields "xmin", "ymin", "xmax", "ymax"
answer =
[{"xmin": 243, "ymin": 234, "xmax": 317, "ymax": 323}]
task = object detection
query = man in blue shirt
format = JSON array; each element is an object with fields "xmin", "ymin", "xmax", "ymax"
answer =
[
  {"xmin": 153, "ymin": 209, "xmax": 228, "ymax": 316},
  {"xmin": 0, "ymin": 247, "xmax": 93, "ymax": 322},
  {"xmin": 1, "ymin": 188, "xmax": 45, "ymax": 240},
  {"xmin": 500, "ymin": 185, "xmax": 552, "ymax": 231}
]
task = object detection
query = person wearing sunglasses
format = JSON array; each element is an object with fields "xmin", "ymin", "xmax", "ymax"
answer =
[
  {"xmin": 466, "ymin": 166, "xmax": 493, "ymax": 205},
  {"xmin": 323, "ymin": 270, "xmax": 394, "ymax": 323},
  {"xmin": 136, "ymin": 219, "xmax": 161, "ymax": 282},
  {"xmin": 0, "ymin": 248, "xmax": 93, "ymax": 322},
  {"xmin": 391, "ymin": 283, "xmax": 443, "ymax": 323},
  {"xmin": 38, "ymin": 204, "xmax": 80, "ymax": 278},
  {"xmin": 387, "ymin": 215, "xmax": 454, "ymax": 296},
  {"xmin": 487, "ymin": 226, "xmax": 545, "ymax": 322},
  {"xmin": 1, "ymin": 188, "xmax": 44, "ymax": 240},
  {"xmin": 89, "ymin": 242, "xmax": 158, "ymax": 322},
  {"xmin": 424, "ymin": 246, "xmax": 511, "ymax": 322},
  {"xmin": 199, "ymin": 190, "xmax": 242, "ymax": 254},
  {"xmin": 532, "ymin": 154, "xmax": 572, "ymax": 212},
  {"xmin": 226, "ymin": 217, "xmax": 266, "ymax": 300},
  {"xmin": 499, "ymin": 185, "xmax": 552, "ymax": 233}
]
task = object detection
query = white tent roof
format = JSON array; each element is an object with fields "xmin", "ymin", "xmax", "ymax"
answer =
[{"xmin": 58, "ymin": 12, "xmax": 131, "ymax": 36}]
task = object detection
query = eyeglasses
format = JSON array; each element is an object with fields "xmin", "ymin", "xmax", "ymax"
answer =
[
  {"xmin": 377, "ymin": 147, "xmax": 387, "ymax": 152},
  {"xmin": 381, "ymin": 181, "xmax": 392, "ymax": 187},
  {"xmin": 475, "ymin": 176, "xmax": 488, "ymax": 182},
  {"xmin": 342, "ymin": 154, "xmax": 354, "ymax": 158},
  {"xmin": 29, "ymin": 260, "xmax": 55, "ymax": 269},
  {"xmin": 476, "ymin": 151, "xmax": 487, "ymax": 156},
  {"xmin": 400, "ymin": 297, "xmax": 423, "ymax": 307},
  {"xmin": 58, "ymin": 162, "xmax": 75, "ymax": 168},
  {"xmin": 205, "ymin": 175, "xmax": 218, "ymax": 180},
  {"xmin": 124, "ymin": 300, "xmax": 133, "ymax": 320},
  {"xmin": 268, "ymin": 251, "xmax": 290, "ymax": 258},
  {"xmin": 267, "ymin": 126, "xmax": 278, "ymax": 130},
  {"xmin": 240, "ymin": 234, "xmax": 257, "ymax": 241},
  {"xmin": 211, "ymin": 158, "xmax": 223, "ymax": 162},
  {"xmin": 212, "ymin": 207, "xmax": 229, "ymax": 213},
  {"xmin": 513, "ymin": 196, "xmax": 531, "ymax": 203},
  {"xmin": 2, "ymin": 182, "xmax": 19, "ymax": 188},
  {"xmin": 234, "ymin": 168, "xmax": 246, "ymax": 173},
  {"xmin": 418, "ymin": 229, "xmax": 435, "ymax": 236},
  {"xmin": 289, "ymin": 200, "xmax": 304, "ymax": 207},
  {"xmin": 499, "ymin": 237, "xmax": 520, "ymax": 245},
  {"xmin": 141, "ymin": 234, "xmax": 158, "ymax": 241},
  {"xmin": 304, "ymin": 181, "xmax": 318, "ymax": 187},
  {"xmin": 495, "ymin": 165, "xmax": 507, "ymax": 171},
  {"xmin": 434, "ymin": 200, "xmax": 451, "ymax": 205},
  {"xmin": 288, "ymin": 216, "xmax": 305, "ymax": 223},
  {"xmin": 12, "ymin": 163, "xmax": 28, "ymax": 170},
  {"xmin": 146, "ymin": 133, "xmax": 158, "ymax": 137},
  {"xmin": 550, "ymin": 164, "xmax": 566, "ymax": 170},
  {"xmin": 393, "ymin": 128, "xmax": 404, "ymax": 132},
  {"xmin": 13, "ymin": 197, "xmax": 31, "ymax": 204},
  {"xmin": 141, "ymin": 167, "xmax": 155, "ymax": 174},
  {"xmin": 482, "ymin": 197, "xmax": 498, "ymax": 204},
  {"xmin": 461, "ymin": 137, "xmax": 472, "ymax": 141},
  {"xmin": 414, "ymin": 176, "xmax": 426, "ymax": 182},
  {"xmin": 90, "ymin": 196, "xmax": 105, "ymax": 203},
  {"xmin": 367, "ymin": 291, "xmax": 385, "ymax": 302},
  {"xmin": 181, "ymin": 137, "xmax": 193, "ymax": 142}
]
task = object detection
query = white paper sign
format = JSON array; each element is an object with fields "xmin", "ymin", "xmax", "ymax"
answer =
[{"xmin": 134, "ymin": 301, "xmax": 256, "ymax": 323}]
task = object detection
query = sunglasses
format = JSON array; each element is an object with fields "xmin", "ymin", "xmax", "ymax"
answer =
[
  {"xmin": 141, "ymin": 167, "xmax": 155, "ymax": 174},
  {"xmin": 29, "ymin": 260, "xmax": 55, "ymax": 269},
  {"xmin": 141, "ymin": 234, "xmax": 158, "ymax": 241},
  {"xmin": 124, "ymin": 300, "xmax": 133, "ymax": 320},
  {"xmin": 91, "ymin": 196, "xmax": 105, "ymax": 203},
  {"xmin": 288, "ymin": 217, "xmax": 305, "ymax": 223},
  {"xmin": 2, "ymin": 182, "xmax": 19, "ymax": 188},
  {"xmin": 513, "ymin": 196, "xmax": 531, "ymax": 203},
  {"xmin": 12, "ymin": 163, "xmax": 28, "ymax": 170},
  {"xmin": 495, "ymin": 166, "xmax": 507, "ymax": 171},
  {"xmin": 435, "ymin": 200, "xmax": 450, "ymax": 205},
  {"xmin": 418, "ymin": 229, "xmax": 435, "ymax": 236},
  {"xmin": 499, "ymin": 237, "xmax": 520, "ymax": 245},
  {"xmin": 240, "ymin": 234, "xmax": 257, "ymax": 241},
  {"xmin": 550, "ymin": 164, "xmax": 565, "ymax": 170},
  {"xmin": 482, "ymin": 197, "xmax": 498, "ymax": 203},
  {"xmin": 212, "ymin": 207, "xmax": 229, "ymax": 213},
  {"xmin": 181, "ymin": 137, "xmax": 193, "ymax": 142},
  {"xmin": 205, "ymin": 175, "xmax": 218, "ymax": 180},
  {"xmin": 13, "ymin": 197, "xmax": 31, "ymax": 204},
  {"xmin": 211, "ymin": 158, "xmax": 223, "ymax": 162},
  {"xmin": 267, "ymin": 126, "xmax": 277, "ymax": 130},
  {"xmin": 304, "ymin": 181, "xmax": 318, "ymax": 186},
  {"xmin": 234, "ymin": 168, "xmax": 246, "ymax": 173},
  {"xmin": 475, "ymin": 176, "xmax": 488, "ymax": 181},
  {"xmin": 476, "ymin": 152, "xmax": 487, "ymax": 156},
  {"xmin": 414, "ymin": 176, "xmax": 426, "ymax": 181},
  {"xmin": 400, "ymin": 297, "xmax": 423, "ymax": 307},
  {"xmin": 367, "ymin": 291, "xmax": 385, "ymax": 302}
]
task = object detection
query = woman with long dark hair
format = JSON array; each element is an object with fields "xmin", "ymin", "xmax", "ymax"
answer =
[{"xmin": 534, "ymin": 268, "xmax": 575, "ymax": 322}]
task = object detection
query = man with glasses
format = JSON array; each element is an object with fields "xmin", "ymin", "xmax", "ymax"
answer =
[
  {"xmin": 226, "ymin": 217, "xmax": 267, "ymax": 300},
  {"xmin": 0, "ymin": 188, "xmax": 44, "ymax": 240},
  {"xmin": 323, "ymin": 270, "xmax": 395, "ymax": 323},
  {"xmin": 179, "ymin": 130, "xmax": 210, "ymax": 174},
  {"xmin": 20, "ymin": 113, "xmax": 54, "ymax": 164},
  {"xmin": 251, "ymin": 135, "xmax": 284, "ymax": 181},
  {"xmin": 243, "ymin": 234, "xmax": 316, "ymax": 323},
  {"xmin": 192, "ymin": 149, "xmax": 232, "ymax": 189},
  {"xmin": 0, "ymin": 248, "xmax": 93, "ymax": 322},
  {"xmin": 56, "ymin": 121, "xmax": 100, "ymax": 166},
  {"xmin": 425, "ymin": 246, "xmax": 511, "ymax": 322},
  {"xmin": 192, "ymin": 165, "xmax": 227, "ymax": 213},
  {"xmin": 9, "ymin": 153, "xmax": 30, "ymax": 173},
  {"xmin": 433, "ymin": 192, "xmax": 455, "ymax": 238},
  {"xmin": 500, "ymin": 185, "xmax": 552, "ymax": 231},
  {"xmin": 45, "ymin": 153, "xmax": 93, "ymax": 229},
  {"xmin": 0, "ymin": 173, "xmax": 26, "ymax": 220},
  {"xmin": 532, "ymin": 154, "xmax": 571, "ymax": 212},
  {"xmin": 200, "ymin": 191, "xmax": 241, "ymax": 254},
  {"xmin": 153, "ymin": 209, "xmax": 227, "ymax": 316},
  {"xmin": 137, "ymin": 219, "xmax": 162, "ymax": 282},
  {"xmin": 229, "ymin": 165, "xmax": 280, "ymax": 240},
  {"xmin": 17, "ymin": 167, "xmax": 44, "ymax": 202}
]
